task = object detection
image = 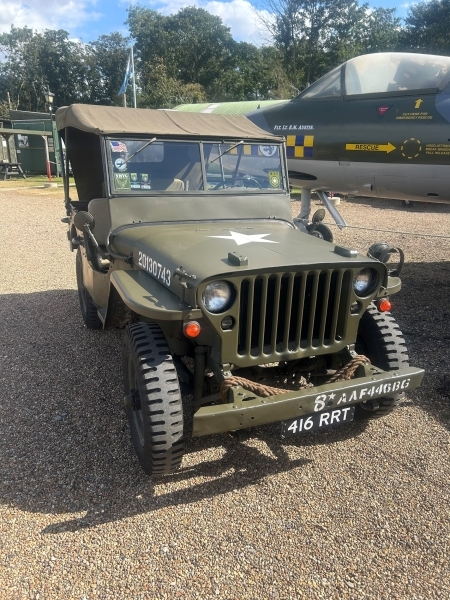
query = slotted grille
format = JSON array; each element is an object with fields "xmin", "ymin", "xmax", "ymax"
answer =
[{"xmin": 237, "ymin": 270, "xmax": 351, "ymax": 357}]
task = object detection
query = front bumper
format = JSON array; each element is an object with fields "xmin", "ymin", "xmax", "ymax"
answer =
[{"xmin": 192, "ymin": 366, "xmax": 424, "ymax": 437}]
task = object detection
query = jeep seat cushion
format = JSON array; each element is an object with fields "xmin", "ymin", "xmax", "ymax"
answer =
[{"xmin": 152, "ymin": 178, "xmax": 184, "ymax": 191}]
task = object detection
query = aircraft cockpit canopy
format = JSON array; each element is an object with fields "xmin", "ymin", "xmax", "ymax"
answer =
[{"xmin": 298, "ymin": 53, "xmax": 450, "ymax": 100}]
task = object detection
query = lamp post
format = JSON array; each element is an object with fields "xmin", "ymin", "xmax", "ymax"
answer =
[
  {"xmin": 44, "ymin": 88, "xmax": 55, "ymax": 114},
  {"xmin": 43, "ymin": 88, "xmax": 55, "ymax": 183}
]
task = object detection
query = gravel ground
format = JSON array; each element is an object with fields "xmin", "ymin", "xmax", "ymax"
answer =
[{"xmin": 1, "ymin": 188, "xmax": 449, "ymax": 600}]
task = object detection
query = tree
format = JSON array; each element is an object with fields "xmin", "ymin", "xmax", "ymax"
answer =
[
  {"xmin": 0, "ymin": 26, "xmax": 91, "ymax": 111},
  {"xmin": 127, "ymin": 6, "xmax": 236, "ymax": 96},
  {"xmin": 139, "ymin": 57, "xmax": 207, "ymax": 108},
  {"xmin": 260, "ymin": 0, "xmax": 397, "ymax": 90},
  {"xmin": 207, "ymin": 44, "xmax": 294, "ymax": 101},
  {"xmin": 89, "ymin": 33, "xmax": 130, "ymax": 105},
  {"xmin": 402, "ymin": 0, "xmax": 450, "ymax": 54},
  {"xmin": 364, "ymin": 8, "xmax": 401, "ymax": 54}
]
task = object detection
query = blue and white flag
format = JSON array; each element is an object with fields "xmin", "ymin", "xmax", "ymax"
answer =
[{"xmin": 118, "ymin": 48, "xmax": 133, "ymax": 96}]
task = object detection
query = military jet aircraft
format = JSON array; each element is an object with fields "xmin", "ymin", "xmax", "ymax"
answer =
[{"xmin": 247, "ymin": 52, "xmax": 450, "ymax": 216}]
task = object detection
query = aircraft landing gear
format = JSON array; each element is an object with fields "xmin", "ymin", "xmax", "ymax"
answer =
[
  {"xmin": 293, "ymin": 188, "xmax": 346, "ymax": 238},
  {"xmin": 307, "ymin": 221, "xmax": 333, "ymax": 242}
]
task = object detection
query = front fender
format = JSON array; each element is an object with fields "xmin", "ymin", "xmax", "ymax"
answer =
[{"xmin": 110, "ymin": 269, "xmax": 202, "ymax": 321}]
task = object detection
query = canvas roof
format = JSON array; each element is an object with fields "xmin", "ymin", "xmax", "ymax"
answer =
[{"xmin": 55, "ymin": 104, "xmax": 280, "ymax": 141}]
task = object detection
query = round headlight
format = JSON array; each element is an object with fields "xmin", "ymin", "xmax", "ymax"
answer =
[
  {"xmin": 202, "ymin": 281, "xmax": 233, "ymax": 313},
  {"xmin": 353, "ymin": 268, "xmax": 376, "ymax": 296}
]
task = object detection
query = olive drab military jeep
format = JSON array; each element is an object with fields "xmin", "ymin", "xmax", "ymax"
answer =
[{"xmin": 57, "ymin": 104, "xmax": 424, "ymax": 476}]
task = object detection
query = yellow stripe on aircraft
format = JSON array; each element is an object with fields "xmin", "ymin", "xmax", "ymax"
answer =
[{"xmin": 346, "ymin": 142, "xmax": 396, "ymax": 153}]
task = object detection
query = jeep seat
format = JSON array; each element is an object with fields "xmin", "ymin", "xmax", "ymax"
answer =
[{"xmin": 152, "ymin": 178, "xmax": 184, "ymax": 191}]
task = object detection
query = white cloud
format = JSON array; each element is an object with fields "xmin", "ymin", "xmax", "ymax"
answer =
[{"xmin": 0, "ymin": 1, "xmax": 101, "ymax": 35}]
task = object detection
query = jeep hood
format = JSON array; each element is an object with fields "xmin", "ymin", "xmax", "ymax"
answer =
[{"xmin": 111, "ymin": 220, "xmax": 379, "ymax": 295}]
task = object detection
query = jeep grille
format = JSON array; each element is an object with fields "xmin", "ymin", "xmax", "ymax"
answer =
[{"xmin": 237, "ymin": 270, "xmax": 352, "ymax": 358}]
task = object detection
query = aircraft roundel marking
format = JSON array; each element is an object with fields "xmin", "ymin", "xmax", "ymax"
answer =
[{"xmin": 401, "ymin": 138, "xmax": 422, "ymax": 159}]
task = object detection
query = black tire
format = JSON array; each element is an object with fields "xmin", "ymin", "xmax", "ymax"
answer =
[
  {"xmin": 307, "ymin": 222, "xmax": 333, "ymax": 243},
  {"xmin": 355, "ymin": 303, "xmax": 409, "ymax": 419},
  {"xmin": 76, "ymin": 248, "xmax": 102, "ymax": 329},
  {"xmin": 123, "ymin": 322, "xmax": 185, "ymax": 476}
]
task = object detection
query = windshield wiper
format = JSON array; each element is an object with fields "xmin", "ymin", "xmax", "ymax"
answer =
[
  {"xmin": 122, "ymin": 137, "xmax": 157, "ymax": 165},
  {"xmin": 210, "ymin": 140, "xmax": 244, "ymax": 163}
]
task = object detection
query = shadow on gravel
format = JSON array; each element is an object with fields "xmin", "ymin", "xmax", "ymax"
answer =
[
  {"xmin": 0, "ymin": 276, "xmax": 448, "ymax": 533},
  {"xmin": 390, "ymin": 260, "xmax": 450, "ymax": 433}
]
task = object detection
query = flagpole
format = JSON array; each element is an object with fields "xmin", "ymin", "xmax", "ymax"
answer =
[{"xmin": 131, "ymin": 45, "xmax": 137, "ymax": 109}]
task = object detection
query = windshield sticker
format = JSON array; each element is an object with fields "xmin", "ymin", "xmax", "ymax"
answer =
[
  {"xmin": 130, "ymin": 173, "xmax": 140, "ymax": 188},
  {"xmin": 110, "ymin": 140, "xmax": 128, "ymax": 152},
  {"xmin": 208, "ymin": 231, "xmax": 279, "ymax": 246},
  {"xmin": 114, "ymin": 173, "xmax": 131, "ymax": 190},
  {"xmin": 114, "ymin": 158, "xmax": 128, "ymax": 172},
  {"xmin": 259, "ymin": 145, "xmax": 278, "ymax": 157},
  {"xmin": 286, "ymin": 135, "xmax": 314, "ymax": 158},
  {"xmin": 268, "ymin": 171, "xmax": 281, "ymax": 187},
  {"xmin": 141, "ymin": 173, "xmax": 149, "ymax": 183}
]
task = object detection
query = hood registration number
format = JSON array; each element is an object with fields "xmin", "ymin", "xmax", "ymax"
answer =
[{"xmin": 138, "ymin": 251, "xmax": 171, "ymax": 287}]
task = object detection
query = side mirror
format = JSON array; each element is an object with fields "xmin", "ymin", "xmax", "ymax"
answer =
[
  {"xmin": 74, "ymin": 211, "xmax": 95, "ymax": 231},
  {"xmin": 312, "ymin": 209, "xmax": 325, "ymax": 223}
]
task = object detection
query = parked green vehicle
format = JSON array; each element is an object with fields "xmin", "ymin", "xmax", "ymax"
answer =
[{"xmin": 57, "ymin": 104, "xmax": 424, "ymax": 476}]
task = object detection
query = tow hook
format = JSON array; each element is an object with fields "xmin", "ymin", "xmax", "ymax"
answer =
[{"xmin": 360, "ymin": 399, "xmax": 380, "ymax": 411}]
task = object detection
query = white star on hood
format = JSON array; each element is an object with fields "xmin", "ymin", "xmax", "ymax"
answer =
[{"xmin": 208, "ymin": 231, "xmax": 279, "ymax": 246}]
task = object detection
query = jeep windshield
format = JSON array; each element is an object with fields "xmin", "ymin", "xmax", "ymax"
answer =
[{"xmin": 107, "ymin": 138, "xmax": 286, "ymax": 194}]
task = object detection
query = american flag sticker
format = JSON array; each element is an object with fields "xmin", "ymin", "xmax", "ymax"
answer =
[{"xmin": 110, "ymin": 140, "xmax": 128, "ymax": 152}]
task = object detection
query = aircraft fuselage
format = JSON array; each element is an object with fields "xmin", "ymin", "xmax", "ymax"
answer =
[{"xmin": 249, "ymin": 87, "xmax": 450, "ymax": 203}]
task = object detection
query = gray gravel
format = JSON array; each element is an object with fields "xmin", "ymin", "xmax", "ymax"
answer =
[{"xmin": 1, "ymin": 188, "xmax": 449, "ymax": 599}]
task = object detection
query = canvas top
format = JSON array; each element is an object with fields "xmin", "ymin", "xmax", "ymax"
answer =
[{"xmin": 55, "ymin": 104, "xmax": 281, "ymax": 140}]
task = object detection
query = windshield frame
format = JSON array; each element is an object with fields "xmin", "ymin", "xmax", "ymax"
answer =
[{"xmin": 103, "ymin": 136, "xmax": 288, "ymax": 198}]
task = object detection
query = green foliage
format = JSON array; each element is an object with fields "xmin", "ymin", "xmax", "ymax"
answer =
[
  {"xmin": 0, "ymin": 1, "xmax": 447, "ymax": 114},
  {"xmin": 0, "ymin": 27, "xmax": 94, "ymax": 111},
  {"xmin": 0, "ymin": 99, "xmax": 12, "ymax": 119},
  {"xmin": 90, "ymin": 33, "xmax": 130, "ymax": 105},
  {"xmin": 402, "ymin": 0, "xmax": 450, "ymax": 55},
  {"xmin": 127, "ymin": 5, "xmax": 236, "ymax": 92},
  {"xmin": 262, "ymin": 0, "xmax": 402, "ymax": 89},
  {"xmin": 139, "ymin": 58, "xmax": 207, "ymax": 108}
]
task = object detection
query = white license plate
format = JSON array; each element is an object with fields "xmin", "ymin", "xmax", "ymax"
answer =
[{"xmin": 281, "ymin": 406, "xmax": 355, "ymax": 437}]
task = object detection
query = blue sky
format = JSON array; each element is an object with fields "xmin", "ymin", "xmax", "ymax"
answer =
[{"xmin": 1, "ymin": 0, "xmax": 413, "ymax": 45}]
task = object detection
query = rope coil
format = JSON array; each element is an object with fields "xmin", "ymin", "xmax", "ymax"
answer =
[{"xmin": 220, "ymin": 355, "xmax": 371, "ymax": 403}]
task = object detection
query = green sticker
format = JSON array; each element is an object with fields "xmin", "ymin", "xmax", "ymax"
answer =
[
  {"xmin": 114, "ymin": 173, "xmax": 131, "ymax": 190},
  {"xmin": 141, "ymin": 173, "xmax": 149, "ymax": 183},
  {"xmin": 268, "ymin": 171, "xmax": 280, "ymax": 188},
  {"xmin": 130, "ymin": 173, "xmax": 138, "ymax": 182}
]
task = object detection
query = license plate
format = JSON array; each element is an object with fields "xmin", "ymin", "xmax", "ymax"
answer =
[{"xmin": 281, "ymin": 406, "xmax": 355, "ymax": 437}]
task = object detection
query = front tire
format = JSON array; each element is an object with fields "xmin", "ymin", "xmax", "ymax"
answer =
[
  {"xmin": 355, "ymin": 303, "xmax": 409, "ymax": 419},
  {"xmin": 76, "ymin": 248, "xmax": 102, "ymax": 329},
  {"xmin": 123, "ymin": 322, "xmax": 185, "ymax": 476}
]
